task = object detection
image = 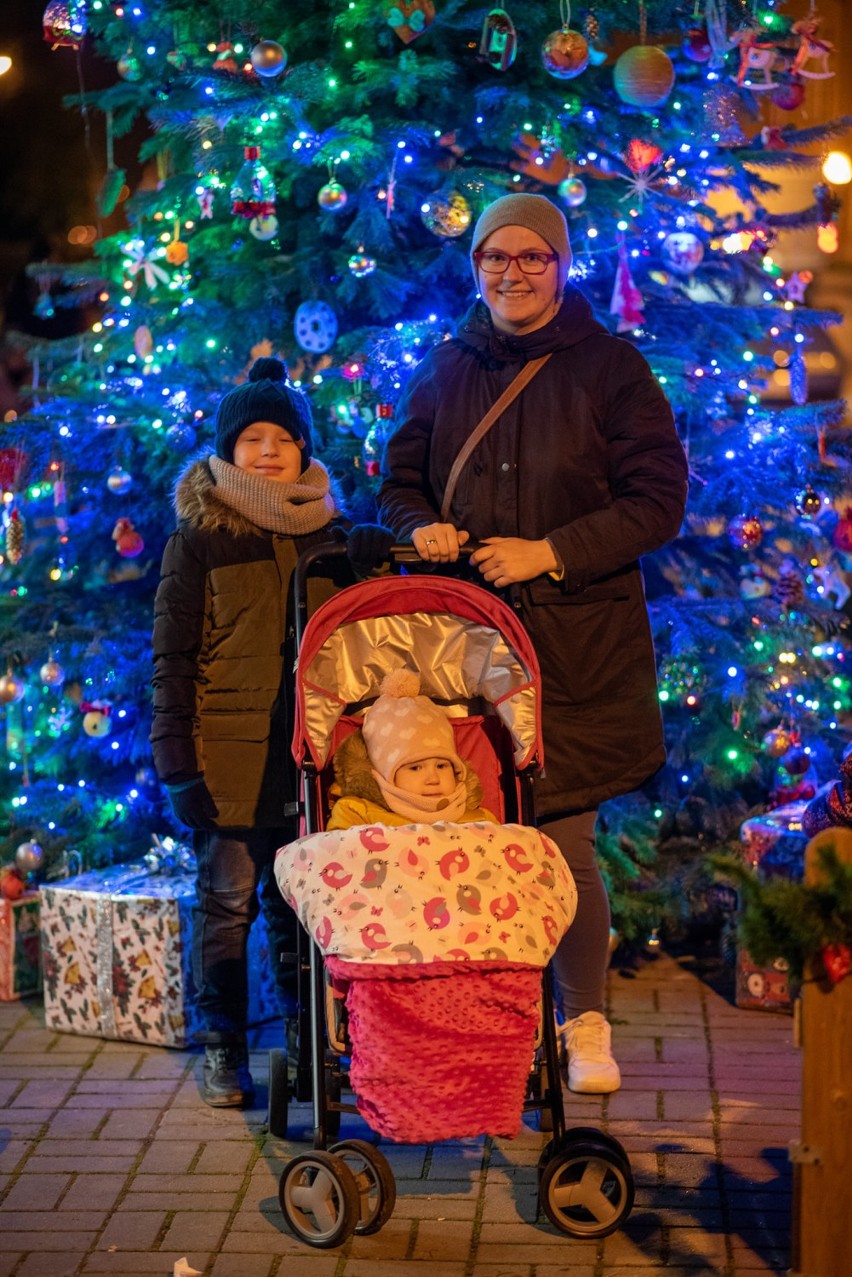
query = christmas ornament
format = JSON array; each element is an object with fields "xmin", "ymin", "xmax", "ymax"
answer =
[
  {"xmin": 135, "ymin": 764, "xmax": 160, "ymax": 796},
  {"xmin": 167, "ymin": 423, "xmax": 197, "ymax": 451},
  {"xmin": 231, "ymin": 147, "xmax": 276, "ymax": 220},
  {"xmin": 682, "ymin": 26, "xmax": 712, "ymax": 63},
  {"xmin": 780, "ymin": 743, "xmax": 810, "ymax": 776},
  {"xmin": 732, "ymin": 27, "xmax": 779, "ymax": 91},
  {"xmin": 107, "ymin": 465, "xmax": 133, "ymax": 495},
  {"xmin": 761, "ymin": 728, "xmax": 793, "ymax": 758},
  {"xmin": 317, "ymin": 180, "xmax": 348, "ymax": 212},
  {"xmin": 294, "ymin": 300, "xmax": 338, "ymax": 354},
  {"xmin": 4, "ymin": 509, "xmax": 25, "ymax": 564},
  {"xmin": 795, "ymin": 485, "xmax": 821, "ymax": 518},
  {"xmin": 613, "ymin": 45, "xmax": 675, "ymax": 108},
  {"xmin": 727, "ymin": 514, "xmax": 763, "ymax": 550},
  {"xmin": 0, "ymin": 869, "xmax": 25, "ymax": 901},
  {"xmin": 81, "ymin": 700, "xmax": 112, "ymax": 738},
  {"xmin": 348, "ymin": 250, "xmax": 377, "ymax": 278},
  {"xmin": 583, "ymin": 11, "xmax": 607, "ymax": 65},
  {"xmin": 661, "ymin": 231, "xmax": 705, "ymax": 275},
  {"xmin": 363, "ymin": 423, "xmax": 383, "ymax": 476},
  {"xmin": 0, "ymin": 671, "xmax": 25, "ymax": 704},
  {"xmin": 40, "ymin": 658, "xmax": 65, "ymax": 687},
  {"xmin": 791, "ymin": 14, "xmax": 834, "ymax": 79},
  {"xmin": 541, "ymin": 25, "xmax": 589, "ymax": 81},
  {"xmin": 249, "ymin": 215, "xmax": 279, "ymax": 241},
  {"xmin": 821, "ymin": 942, "xmax": 851, "ymax": 985},
  {"xmin": 212, "ymin": 41, "xmax": 239, "ymax": 74},
  {"xmin": 112, "ymin": 517, "xmax": 144, "ymax": 558},
  {"xmin": 125, "ymin": 240, "xmax": 170, "ymax": 291},
  {"xmin": 739, "ymin": 564, "xmax": 771, "ymax": 599},
  {"xmin": 134, "ymin": 325, "xmax": 153, "ymax": 359},
  {"xmin": 703, "ymin": 84, "xmax": 747, "ymax": 145},
  {"xmin": 43, "ymin": 1, "xmax": 86, "ymax": 49},
  {"xmin": 775, "ymin": 559, "xmax": 805, "ymax": 609},
  {"xmin": 833, "ymin": 507, "xmax": 852, "ymax": 554},
  {"xmin": 164, "ymin": 236, "xmax": 188, "ymax": 267},
  {"xmin": 789, "ymin": 345, "xmax": 808, "ymax": 406},
  {"xmin": 420, "ymin": 190, "xmax": 472, "ymax": 238},
  {"xmin": 760, "ymin": 126, "xmax": 789, "ymax": 151},
  {"xmin": 15, "ymin": 841, "xmax": 44, "ymax": 876},
  {"xmin": 557, "ymin": 176, "xmax": 587, "ymax": 207},
  {"xmin": 624, "ymin": 139, "xmax": 663, "ymax": 174},
  {"xmin": 34, "ymin": 288, "xmax": 56, "ymax": 320},
  {"xmin": 609, "ymin": 235, "xmax": 644, "ymax": 333},
  {"xmin": 384, "ymin": 0, "xmax": 435, "ymax": 44},
  {"xmin": 772, "ymin": 78, "xmax": 805, "ymax": 111},
  {"xmin": 478, "ymin": 8, "xmax": 517, "ymax": 72},
  {"xmin": 0, "ymin": 447, "xmax": 28, "ymax": 490},
  {"xmin": 250, "ymin": 39, "xmax": 288, "ymax": 78},
  {"xmin": 117, "ymin": 47, "xmax": 143, "ymax": 82},
  {"xmin": 785, "ymin": 270, "xmax": 813, "ymax": 303}
]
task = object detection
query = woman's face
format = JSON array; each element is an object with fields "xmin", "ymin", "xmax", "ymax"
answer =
[
  {"xmin": 232, "ymin": 420, "xmax": 303, "ymax": 482},
  {"xmin": 476, "ymin": 225, "xmax": 560, "ymax": 336}
]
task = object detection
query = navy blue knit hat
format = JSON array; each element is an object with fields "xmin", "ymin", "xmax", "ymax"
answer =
[{"xmin": 214, "ymin": 356, "xmax": 314, "ymax": 471}]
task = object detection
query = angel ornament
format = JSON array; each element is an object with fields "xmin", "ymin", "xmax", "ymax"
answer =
[{"xmin": 791, "ymin": 13, "xmax": 834, "ymax": 80}]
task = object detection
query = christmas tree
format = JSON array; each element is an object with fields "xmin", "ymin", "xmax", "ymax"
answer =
[{"xmin": 1, "ymin": 1, "xmax": 850, "ymax": 929}]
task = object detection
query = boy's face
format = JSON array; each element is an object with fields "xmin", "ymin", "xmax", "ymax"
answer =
[
  {"xmin": 394, "ymin": 756, "xmax": 457, "ymax": 798},
  {"xmin": 232, "ymin": 420, "xmax": 302, "ymax": 482}
]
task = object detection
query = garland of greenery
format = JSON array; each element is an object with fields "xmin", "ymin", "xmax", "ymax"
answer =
[{"xmin": 711, "ymin": 842, "xmax": 852, "ymax": 984}]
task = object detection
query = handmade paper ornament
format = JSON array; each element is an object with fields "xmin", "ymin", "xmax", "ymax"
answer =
[
  {"xmin": 164, "ymin": 237, "xmax": 188, "ymax": 267},
  {"xmin": 15, "ymin": 841, "xmax": 44, "ymax": 876},
  {"xmin": 112, "ymin": 517, "xmax": 144, "ymax": 558},
  {"xmin": 348, "ymin": 250, "xmax": 377, "ymax": 278},
  {"xmin": 317, "ymin": 181, "xmax": 348, "ymax": 212},
  {"xmin": 661, "ymin": 231, "xmax": 704, "ymax": 275},
  {"xmin": 212, "ymin": 41, "xmax": 239, "ymax": 74},
  {"xmin": 107, "ymin": 465, "xmax": 133, "ymax": 495},
  {"xmin": 231, "ymin": 147, "xmax": 276, "ymax": 219},
  {"xmin": 81, "ymin": 700, "xmax": 112, "ymax": 738},
  {"xmin": 791, "ymin": 14, "xmax": 834, "ymax": 79},
  {"xmin": 125, "ymin": 240, "xmax": 170, "ymax": 291},
  {"xmin": 385, "ymin": 0, "xmax": 435, "ymax": 44},
  {"xmin": 557, "ymin": 176, "xmax": 587, "ymax": 207},
  {"xmin": 739, "ymin": 564, "xmax": 771, "ymax": 599},
  {"xmin": 0, "ymin": 671, "xmax": 25, "ymax": 705},
  {"xmin": 478, "ymin": 8, "xmax": 517, "ymax": 72},
  {"xmin": 609, "ymin": 237, "xmax": 644, "ymax": 333},
  {"xmin": 250, "ymin": 39, "xmax": 288, "ymax": 77},
  {"xmin": 541, "ymin": 27, "xmax": 589, "ymax": 81},
  {"xmin": 40, "ymin": 658, "xmax": 65, "ymax": 687},
  {"xmin": 728, "ymin": 513, "xmax": 763, "ymax": 550},
  {"xmin": 249, "ymin": 215, "xmax": 279, "ymax": 241},
  {"xmin": 613, "ymin": 46, "xmax": 675, "ymax": 108},
  {"xmin": 294, "ymin": 301, "xmax": 338, "ymax": 354},
  {"xmin": 43, "ymin": 1, "xmax": 87, "ymax": 49},
  {"xmin": 682, "ymin": 26, "xmax": 712, "ymax": 63},
  {"xmin": 420, "ymin": 190, "xmax": 472, "ymax": 238},
  {"xmin": 785, "ymin": 270, "xmax": 813, "ymax": 304}
]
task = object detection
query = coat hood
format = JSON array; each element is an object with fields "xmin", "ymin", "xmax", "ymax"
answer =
[
  {"xmin": 456, "ymin": 283, "xmax": 607, "ymax": 362},
  {"xmin": 173, "ymin": 455, "xmax": 267, "ymax": 538},
  {"xmin": 330, "ymin": 727, "xmax": 485, "ymax": 814}
]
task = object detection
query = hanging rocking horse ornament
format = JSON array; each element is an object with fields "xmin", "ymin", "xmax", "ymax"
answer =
[
  {"xmin": 731, "ymin": 25, "xmax": 780, "ymax": 91},
  {"xmin": 791, "ymin": 11, "xmax": 834, "ymax": 80}
]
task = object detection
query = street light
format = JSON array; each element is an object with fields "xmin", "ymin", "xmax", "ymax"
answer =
[
  {"xmin": 822, "ymin": 151, "xmax": 852, "ymax": 186},
  {"xmin": 0, "ymin": 56, "xmax": 12, "ymax": 76}
]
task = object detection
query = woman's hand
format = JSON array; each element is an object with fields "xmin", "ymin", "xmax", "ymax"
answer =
[
  {"xmin": 470, "ymin": 537, "xmax": 559, "ymax": 588},
  {"xmin": 412, "ymin": 523, "xmax": 470, "ymax": 562}
]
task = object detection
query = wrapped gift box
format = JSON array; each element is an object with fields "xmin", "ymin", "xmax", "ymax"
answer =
[
  {"xmin": 0, "ymin": 890, "xmax": 41, "ymax": 1001},
  {"xmin": 39, "ymin": 863, "xmax": 280, "ymax": 1047},
  {"xmin": 735, "ymin": 948, "xmax": 794, "ymax": 1011}
]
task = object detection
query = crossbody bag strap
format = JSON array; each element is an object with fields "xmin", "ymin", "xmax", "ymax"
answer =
[{"xmin": 439, "ymin": 353, "xmax": 552, "ymax": 523}]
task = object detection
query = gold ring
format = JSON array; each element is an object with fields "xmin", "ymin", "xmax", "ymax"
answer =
[{"xmin": 425, "ymin": 538, "xmax": 437, "ymax": 545}]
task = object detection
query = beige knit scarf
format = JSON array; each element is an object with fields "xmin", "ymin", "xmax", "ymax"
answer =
[{"xmin": 208, "ymin": 455, "xmax": 337, "ymax": 535}]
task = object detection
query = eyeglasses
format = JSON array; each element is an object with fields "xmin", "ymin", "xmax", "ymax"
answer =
[{"xmin": 473, "ymin": 250, "xmax": 558, "ymax": 276}]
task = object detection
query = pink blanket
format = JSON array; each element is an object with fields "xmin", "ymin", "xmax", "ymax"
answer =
[{"xmin": 326, "ymin": 956, "xmax": 541, "ymax": 1143}]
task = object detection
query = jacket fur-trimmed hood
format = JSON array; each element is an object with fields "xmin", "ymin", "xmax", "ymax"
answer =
[
  {"xmin": 330, "ymin": 727, "xmax": 486, "ymax": 813},
  {"xmin": 173, "ymin": 456, "xmax": 263, "ymax": 538}
]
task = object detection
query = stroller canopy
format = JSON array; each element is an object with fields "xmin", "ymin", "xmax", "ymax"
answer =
[{"xmin": 293, "ymin": 575, "xmax": 543, "ymax": 771}]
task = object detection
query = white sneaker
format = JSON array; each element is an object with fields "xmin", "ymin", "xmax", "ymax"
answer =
[{"xmin": 559, "ymin": 1011, "xmax": 621, "ymax": 1094}]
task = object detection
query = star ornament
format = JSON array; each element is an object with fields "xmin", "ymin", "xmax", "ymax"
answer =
[
  {"xmin": 617, "ymin": 141, "xmax": 670, "ymax": 205},
  {"xmin": 124, "ymin": 239, "xmax": 170, "ymax": 290}
]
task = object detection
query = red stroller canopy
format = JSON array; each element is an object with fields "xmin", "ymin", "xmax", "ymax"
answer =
[{"xmin": 292, "ymin": 575, "xmax": 543, "ymax": 771}]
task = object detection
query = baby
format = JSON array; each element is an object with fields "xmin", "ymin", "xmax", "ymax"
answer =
[{"xmin": 327, "ymin": 668, "xmax": 495, "ymax": 829}]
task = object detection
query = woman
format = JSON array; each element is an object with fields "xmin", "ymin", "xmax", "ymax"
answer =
[{"xmin": 378, "ymin": 193, "xmax": 688, "ymax": 1093}]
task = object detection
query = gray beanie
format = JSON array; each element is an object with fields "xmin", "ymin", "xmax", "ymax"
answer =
[{"xmin": 470, "ymin": 193, "xmax": 572, "ymax": 289}]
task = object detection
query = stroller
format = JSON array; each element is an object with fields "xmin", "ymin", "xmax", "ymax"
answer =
[{"xmin": 269, "ymin": 546, "xmax": 634, "ymax": 1247}]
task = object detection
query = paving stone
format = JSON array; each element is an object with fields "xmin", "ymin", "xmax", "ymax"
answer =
[
  {"xmin": 14, "ymin": 1253, "xmax": 88, "ymax": 1277},
  {"xmin": 0, "ymin": 1172, "xmax": 69, "ymax": 1211}
]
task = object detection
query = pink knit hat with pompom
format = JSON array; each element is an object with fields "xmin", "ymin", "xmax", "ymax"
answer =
[{"xmin": 362, "ymin": 669, "xmax": 465, "ymax": 784}]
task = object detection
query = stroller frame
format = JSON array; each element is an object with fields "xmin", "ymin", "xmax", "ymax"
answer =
[{"xmin": 271, "ymin": 545, "xmax": 634, "ymax": 1247}]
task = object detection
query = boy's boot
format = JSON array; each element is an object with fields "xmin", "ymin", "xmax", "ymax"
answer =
[{"xmin": 201, "ymin": 1034, "xmax": 254, "ymax": 1108}]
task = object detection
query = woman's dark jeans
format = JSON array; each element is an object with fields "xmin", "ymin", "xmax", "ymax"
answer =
[{"xmin": 192, "ymin": 827, "xmax": 299, "ymax": 1040}]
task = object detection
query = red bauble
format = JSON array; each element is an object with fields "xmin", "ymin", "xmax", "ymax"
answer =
[
  {"xmin": 832, "ymin": 507, "xmax": 852, "ymax": 553},
  {"xmin": 821, "ymin": 942, "xmax": 851, "ymax": 985},
  {"xmin": 772, "ymin": 79, "xmax": 806, "ymax": 111},
  {"xmin": 683, "ymin": 27, "xmax": 712, "ymax": 63},
  {"xmin": 728, "ymin": 513, "xmax": 763, "ymax": 550},
  {"xmin": 112, "ymin": 517, "xmax": 144, "ymax": 558},
  {"xmin": 0, "ymin": 868, "xmax": 26, "ymax": 901}
]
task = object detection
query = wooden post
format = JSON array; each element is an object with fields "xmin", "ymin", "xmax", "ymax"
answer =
[{"xmin": 789, "ymin": 828, "xmax": 852, "ymax": 1277}]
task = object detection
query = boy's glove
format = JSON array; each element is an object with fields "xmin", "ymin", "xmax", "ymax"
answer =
[
  {"xmin": 165, "ymin": 777, "xmax": 219, "ymax": 830},
  {"xmin": 346, "ymin": 524, "xmax": 396, "ymax": 575}
]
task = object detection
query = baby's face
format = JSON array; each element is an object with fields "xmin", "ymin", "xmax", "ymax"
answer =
[{"xmin": 394, "ymin": 756, "xmax": 457, "ymax": 798}]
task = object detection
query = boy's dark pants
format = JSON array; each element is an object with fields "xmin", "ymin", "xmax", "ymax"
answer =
[{"xmin": 192, "ymin": 828, "xmax": 298, "ymax": 1040}]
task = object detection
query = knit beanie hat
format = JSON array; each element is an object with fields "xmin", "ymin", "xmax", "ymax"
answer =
[
  {"xmin": 362, "ymin": 669, "xmax": 466, "ymax": 785},
  {"xmin": 214, "ymin": 356, "xmax": 314, "ymax": 471},
  {"xmin": 470, "ymin": 193, "xmax": 572, "ymax": 289}
]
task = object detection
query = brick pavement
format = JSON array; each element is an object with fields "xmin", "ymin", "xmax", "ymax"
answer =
[{"xmin": 0, "ymin": 951, "xmax": 799, "ymax": 1277}]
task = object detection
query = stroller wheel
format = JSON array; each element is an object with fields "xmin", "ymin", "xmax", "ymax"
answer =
[
  {"xmin": 329, "ymin": 1139, "xmax": 397, "ymax": 1234},
  {"xmin": 538, "ymin": 1126, "xmax": 629, "ymax": 1171},
  {"xmin": 267, "ymin": 1048, "xmax": 289, "ymax": 1138},
  {"xmin": 279, "ymin": 1151, "xmax": 360, "ymax": 1248},
  {"xmin": 539, "ymin": 1137, "xmax": 634, "ymax": 1239}
]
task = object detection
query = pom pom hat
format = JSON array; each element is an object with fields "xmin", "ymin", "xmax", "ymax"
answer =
[
  {"xmin": 470, "ymin": 192, "xmax": 572, "ymax": 290},
  {"xmin": 363, "ymin": 669, "xmax": 466, "ymax": 785},
  {"xmin": 214, "ymin": 356, "xmax": 314, "ymax": 470}
]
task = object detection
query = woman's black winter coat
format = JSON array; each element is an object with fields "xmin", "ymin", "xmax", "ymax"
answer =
[{"xmin": 378, "ymin": 286, "xmax": 689, "ymax": 816}]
